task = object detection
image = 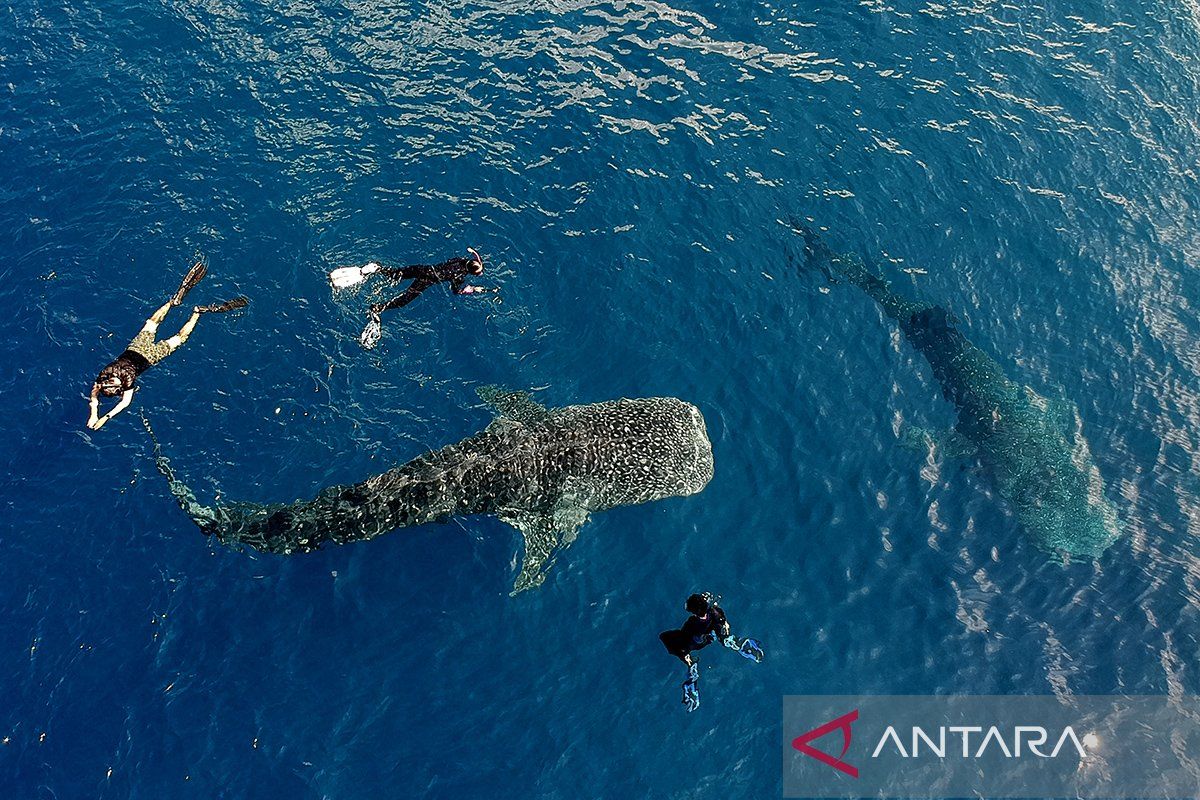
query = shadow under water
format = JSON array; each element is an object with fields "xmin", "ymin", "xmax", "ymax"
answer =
[{"xmin": 797, "ymin": 225, "xmax": 1121, "ymax": 558}]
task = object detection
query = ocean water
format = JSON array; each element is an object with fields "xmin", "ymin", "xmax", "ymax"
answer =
[{"xmin": 3, "ymin": 0, "xmax": 1200, "ymax": 796}]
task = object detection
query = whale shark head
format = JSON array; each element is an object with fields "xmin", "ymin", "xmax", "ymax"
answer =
[
  {"xmin": 473, "ymin": 390, "xmax": 714, "ymax": 591},
  {"xmin": 982, "ymin": 391, "xmax": 1121, "ymax": 557}
]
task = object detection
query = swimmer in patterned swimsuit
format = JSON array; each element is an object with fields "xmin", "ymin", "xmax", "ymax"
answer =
[{"xmin": 87, "ymin": 261, "xmax": 248, "ymax": 431}]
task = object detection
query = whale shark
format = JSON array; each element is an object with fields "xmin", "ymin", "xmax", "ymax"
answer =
[
  {"xmin": 151, "ymin": 388, "xmax": 714, "ymax": 592},
  {"xmin": 797, "ymin": 226, "xmax": 1120, "ymax": 556}
]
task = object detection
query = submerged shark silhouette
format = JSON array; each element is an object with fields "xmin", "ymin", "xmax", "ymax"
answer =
[
  {"xmin": 152, "ymin": 387, "xmax": 714, "ymax": 592},
  {"xmin": 797, "ymin": 226, "xmax": 1120, "ymax": 557}
]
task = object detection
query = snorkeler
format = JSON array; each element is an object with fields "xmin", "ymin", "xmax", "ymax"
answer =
[
  {"xmin": 328, "ymin": 247, "xmax": 497, "ymax": 348},
  {"xmin": 87, "ymin": 261, "xmax": 248, "ymax": 431},
  {"xmin": 659, "ymin": 593, "xmax": 764, "ymax": 712}
]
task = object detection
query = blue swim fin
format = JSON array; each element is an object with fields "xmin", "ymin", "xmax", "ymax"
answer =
[
  {"xmin": 722, "ymin": 635, "xmax": 764, "ymax": 663},
  {"xmin": 681, "ymin": 662, "xmax": 700, "ymax": 712},
  {"xmin": 738, "ymin": 638, "xmax": 764, "ymax": 663}
]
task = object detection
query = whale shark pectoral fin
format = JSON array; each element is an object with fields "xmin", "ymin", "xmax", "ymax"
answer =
[
  {"xmin": 898, "ymin": 424, "xmax": 977, "ymax": 460},
  {"xmin": 499, "ymin": 505, "xmax": 589, "ymax": 595},
  {"xmin": 477, "ymin": 385, "xmax": 548, "ymax": 425},
  {"xmin": 510, "ymin": 517, "xmax": 557, "ymax": 594}
]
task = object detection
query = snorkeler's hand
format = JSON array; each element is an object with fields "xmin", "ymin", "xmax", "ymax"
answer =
[{"xmin": 88, "ymin": 414, "xmax": 109, "ymax": 431}]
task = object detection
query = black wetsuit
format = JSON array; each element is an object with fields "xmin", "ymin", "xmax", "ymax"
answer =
[
  {"xmin": 371, "ymin": 258, "xmax": 477, "ymax": 315},
  {"xmin": 660, "ymin": 606, "xmax": 729, "ymax": 662},
  {"xmin": 97, "ymin": 349, "xmax": 152, "ymax": 394}
]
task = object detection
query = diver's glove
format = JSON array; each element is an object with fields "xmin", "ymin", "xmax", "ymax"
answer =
[
  {"xmin": 330, "ymin": 262, "xmax": 381, "ymax": 290},
  {"xmin": 722, "ymin": 635, "xmax": 765, "ymax": 663},
  {"xmin": 360, "ymin": 311, "xmax": 382, "ymax": 349},
  {"xmin": 681, "ymin": 662, "xmax": 700, "ymax": 712}
]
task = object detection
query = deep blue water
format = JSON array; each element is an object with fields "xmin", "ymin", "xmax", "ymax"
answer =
[{"xmin": 3, "ymin": 0, "xmax": 1200, "ymax": 796}]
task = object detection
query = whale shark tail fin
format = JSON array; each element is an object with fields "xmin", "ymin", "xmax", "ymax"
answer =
[
  {"xmin": 784, "ymin": 217, "xmax": 832, "ymax": 261},
  {"xmin": 782, "ymin": 217, "xmax": 879, "ymax": 290},
  {"xmin": 785, "ymin": 220, "xmax": 930, "ymax": 323},
  {"xmin": 140, "ymin": 413, "xmax": 223, "ymax": 535},
  {"xmin": 782, "ymin": 217, "xmax": 838, "ymax": 283}
]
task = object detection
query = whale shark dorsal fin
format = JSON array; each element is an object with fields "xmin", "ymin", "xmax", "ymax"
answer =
[
  {"xmin": 499, "ymin": 501, "xmax": 590, "ymax": 595},
  {"xmin": 477, "ymin": 385, "xmax": 548, "ymax": 425}
]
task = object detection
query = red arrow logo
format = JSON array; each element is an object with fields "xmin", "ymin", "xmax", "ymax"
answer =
[{"xmin": 791, "ymin": 709, "xmax": 859, "ymax": 778}]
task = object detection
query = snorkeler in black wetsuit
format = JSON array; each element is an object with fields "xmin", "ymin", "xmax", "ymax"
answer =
[
  {"xmin": 660, "ymin": 593, "xmax": 764, "ymax": 712},
  {"xmin": 328, "ymin": 247, "xmax": 497, "ymax": 348}
]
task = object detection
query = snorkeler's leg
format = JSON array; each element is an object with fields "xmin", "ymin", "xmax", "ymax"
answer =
[
  {"xmin": 162, "ymin": 309, "xmax": 202, "ymax": 354},
  {"xmin": 379, "ymin": 266, "xmax": 428, "ymax": 282},
  {"xmin": 371, "ymin": 282, "xmax": 428, "ymax": 315},
  {"xmin": 681, "ymin": 660, "xmax": 700, "ymax": 712},
  {"xmin": 145, "ymin": 301, "xmax": 173, "ymax": 331},
  {"xmin": 156, "ymin": 299, "xmax": 246, "ymax": 357},
  {"xmin": 362, "ymin": 284, "xmax": 426, "ymax": 349},
  {"xmin": 659, "ymin": 631, "xmax": 700, "ymax": 711},
  {"xmin": 660, "ymin": 630, "xmax": 691, "ymax": 662}
]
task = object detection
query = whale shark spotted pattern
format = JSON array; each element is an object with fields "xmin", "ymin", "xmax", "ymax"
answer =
[
  {"xmin": 797, "ymin": 225, "xmax": 1120, "ymax": 557},
  {"xmin": 152, "ymin": 388, "xmax": 714, "ymax": 592}
]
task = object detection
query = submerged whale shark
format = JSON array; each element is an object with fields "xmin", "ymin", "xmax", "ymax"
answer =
[
  {"xmin": 153, "ymin": 388, "xmax": 714, "ymax": 592},
  {"xmin": 797, "ymin": 226, "xmax": 1120, "ymax": 556}
]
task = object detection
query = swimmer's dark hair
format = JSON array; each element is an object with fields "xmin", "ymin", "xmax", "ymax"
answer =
[
  {"xmin": 96, "ymin": 359, "xmax": 137, "ymax": 397},
  {"xmin": 686, "ymin": 593, "xmax": 710, "ymax": 616}
]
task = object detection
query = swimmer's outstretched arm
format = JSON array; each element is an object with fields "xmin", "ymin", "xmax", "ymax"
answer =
[
  {"xmin": 87, "ymin": 384, "xmax": 102, "ymax": 429},
  {"xmin": 453, "ymin": 283, "xmax": 497, "ymax": 295},
  {"xmin": 88, "ymin": 389, "xmax": 133, "ymax": 430},
  {"xmin": 450, "ymin": 276, "xmax": 499, "ymax": 295}
]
